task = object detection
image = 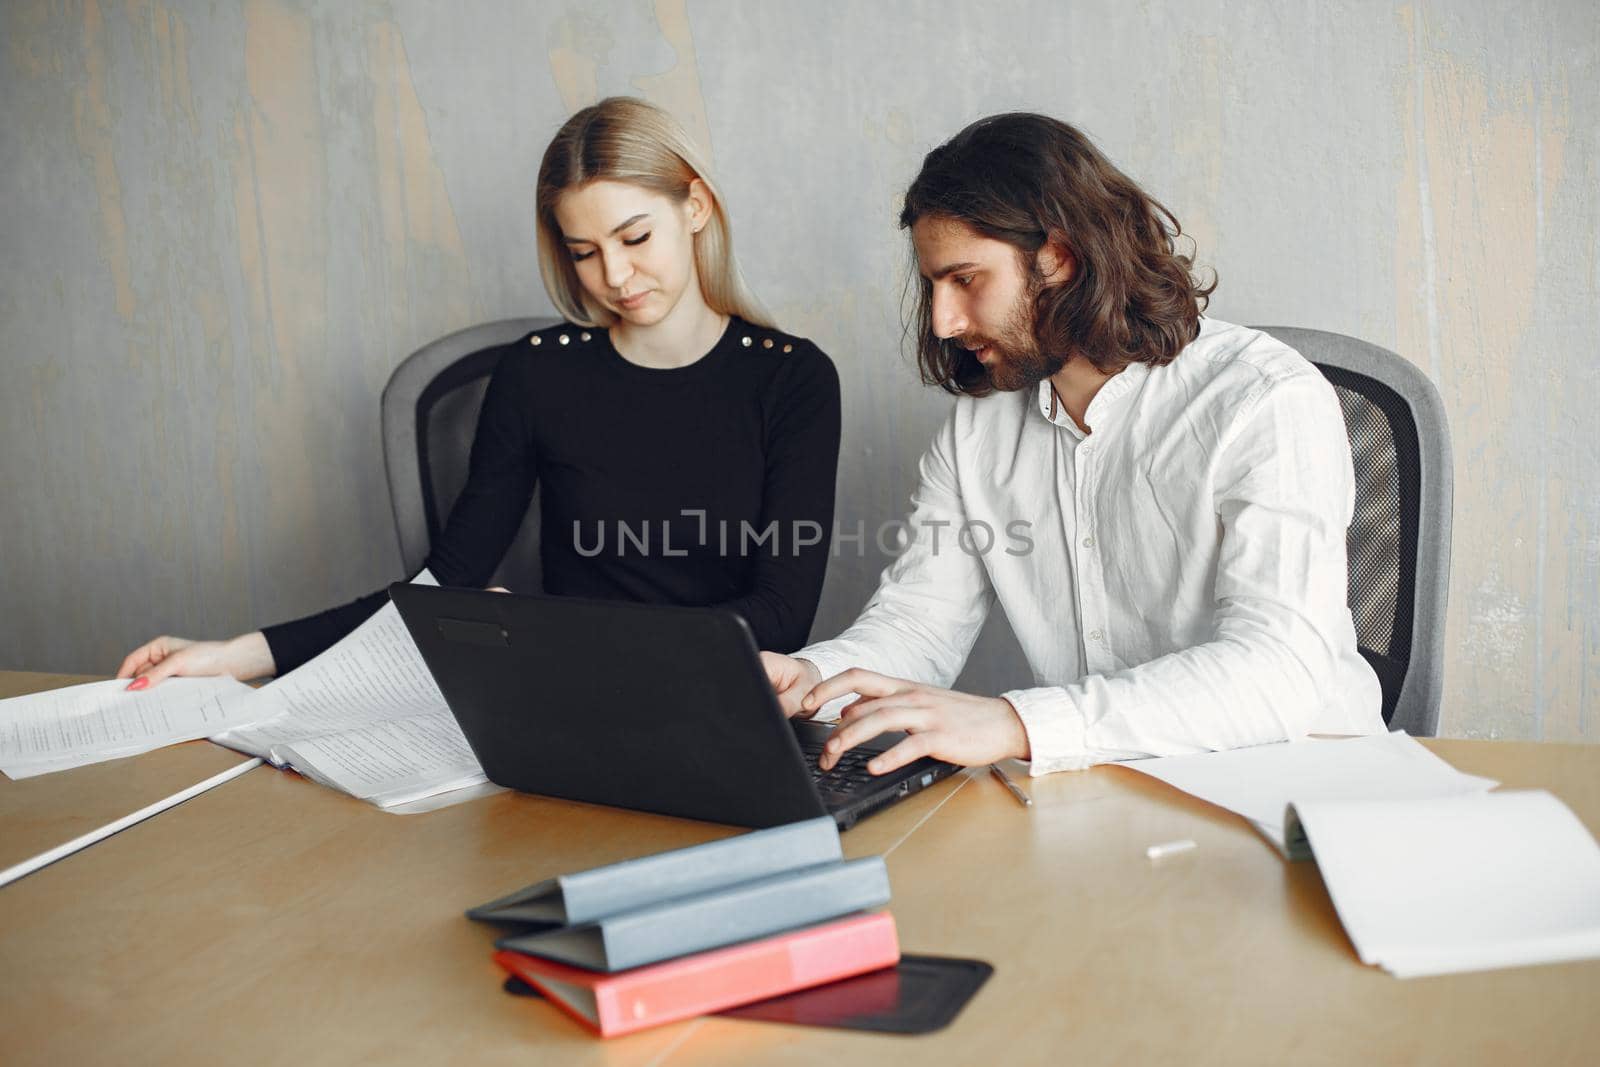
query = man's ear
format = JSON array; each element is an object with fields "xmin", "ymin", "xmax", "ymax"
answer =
[{"xmin": 1037, "ymin": 236, "xmax": 1077, "ymax": 286}]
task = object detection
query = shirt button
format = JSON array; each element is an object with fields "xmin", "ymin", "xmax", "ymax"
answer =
[
  {"xmin": 1089, "ymin": 629, "xmax": 1104, "ymax": 642},
  {"xmin": 1082, "ymin": 536, "xmax": 1095, "ymax": 548}
]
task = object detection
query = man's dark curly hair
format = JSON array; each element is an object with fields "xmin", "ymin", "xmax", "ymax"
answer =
[{"xmin": 901, "ymin": 113, "xmax": 1216, "ymax": 396}]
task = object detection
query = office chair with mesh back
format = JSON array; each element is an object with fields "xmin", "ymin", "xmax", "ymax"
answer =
[
  {"xmin": 380, "ymin": 317, "xmax": 559, "ymax": 590},
  {"xmin": 1252, "ymin": 327, "xmax": 1453, "ymax": 737}
]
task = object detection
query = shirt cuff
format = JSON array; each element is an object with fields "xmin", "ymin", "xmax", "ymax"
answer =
[{"xmin": 1002, "ymin": 686, "xmax": 1091, "ymax": 775}]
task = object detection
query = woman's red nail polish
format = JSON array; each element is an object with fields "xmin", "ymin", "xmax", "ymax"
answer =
[{"xmin": 126, "ymin": 677, "xmax": 149, "ymax": 691}]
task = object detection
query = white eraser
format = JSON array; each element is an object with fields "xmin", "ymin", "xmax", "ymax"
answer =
[{"xmin": 1146, "ymin": 838, "xmax": 1198, "ymax": 860}]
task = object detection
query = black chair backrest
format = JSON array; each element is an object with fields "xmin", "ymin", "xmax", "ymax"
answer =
[
  {"xmin": 380, "ymin": 317, "xmax": 558, "ymax": 591},
  {"xmin": 1253, "ymin": 327, "xmax": 1453, "ymax": 736}
]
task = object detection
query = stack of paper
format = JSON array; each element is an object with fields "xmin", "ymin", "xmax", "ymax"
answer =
[
  {"xmin": 1290, "ymin": 790, "xmax": 1600, "ymax": 977},
  {"xmin": 1120, "ymin": 732, "xmax": 1498, "ymax": 857},
  {"xmin": 211, "ymin": 573, "xmax": 493, "ymax": 811},
  {"xmin": 475, "ymin": 816, "xmax": 900, "ymax": 1037},
  {"xmin": 0, "ymin": 676, "xmax": 260, "ymax": 780}
]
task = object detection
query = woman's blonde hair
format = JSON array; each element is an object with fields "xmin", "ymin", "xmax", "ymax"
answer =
[{"xmin": 535, "ymin": 96, "xmax": 771, "ymax": 329}]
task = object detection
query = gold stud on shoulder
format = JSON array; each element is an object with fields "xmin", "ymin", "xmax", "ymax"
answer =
[
  {"xmin": 580, "ymin": 331, "xmax": 591, "ymax": 342},
  {"xmin": 782, "ymin": 344, "xmax": 793, "ymax": 353},
  {"xmin": 530, "ymin": 334, "xmax": 542, "ymax": 345},
  {"xmin": 762, "ymin": 338, "xmax": 774, "ymax": 349},
  {"xmin": 558, "ymin": 333, "xmax": 570, "ymax": 345},
  {"xmin": 741, "ymin": 336, "xmax": 752, "ymax": 347}
]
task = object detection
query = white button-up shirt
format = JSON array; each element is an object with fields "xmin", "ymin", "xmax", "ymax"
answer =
[{"xmin": 797, "ymin": 318, "xmax": 1384, "ymax": 774}]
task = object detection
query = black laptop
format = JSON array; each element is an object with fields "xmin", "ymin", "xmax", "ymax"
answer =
[{"xmin": 389, "ymin": 584, "xmax": 959, "ymax": 830}]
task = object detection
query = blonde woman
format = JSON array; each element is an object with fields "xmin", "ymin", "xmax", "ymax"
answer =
[{"xmin": 119, "ymin": 97, "xmax": 841, "ymax": 687}]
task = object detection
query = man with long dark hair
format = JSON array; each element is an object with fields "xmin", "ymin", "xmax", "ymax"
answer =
[{"xmin": 762, "ymin": 113, "xmax": 1383, "ymax": 777}]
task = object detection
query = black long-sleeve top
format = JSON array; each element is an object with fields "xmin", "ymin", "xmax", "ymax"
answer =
[{"xmin": 261, "ymin": 317, "xmax": 842, "ymax": 673}]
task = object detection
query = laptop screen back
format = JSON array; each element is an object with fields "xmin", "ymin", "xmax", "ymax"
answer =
[{"xmin": 390, "ymin": 585, "xmax": 829, "ymax": 828}]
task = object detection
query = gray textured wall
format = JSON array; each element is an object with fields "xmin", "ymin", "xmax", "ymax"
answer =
[{"xmin": 2, "ymin": 1, "xmax": 1596, "ymax": 742}]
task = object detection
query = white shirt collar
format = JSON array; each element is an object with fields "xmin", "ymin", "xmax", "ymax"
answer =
[{"xmin": 1037, "ymin": 361, "xmax": 1152, "ymax": 437}]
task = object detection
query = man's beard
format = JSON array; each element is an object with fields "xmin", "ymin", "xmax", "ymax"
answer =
[{"xmin": 955, "ymin": 278, "xmax": 1066, "ymax": 392}]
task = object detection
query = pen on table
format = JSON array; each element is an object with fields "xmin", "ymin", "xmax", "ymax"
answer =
[{"xmin": 988, "ymin": 763, "xmax": 1032, "ymax": 808}]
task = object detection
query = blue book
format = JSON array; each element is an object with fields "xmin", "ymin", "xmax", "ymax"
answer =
[
  {"xmin": 493, "ymin": 857, "xmax": 891, "ymax": 972},
  {"xmin": 467, "ymin": 815, "xmax": 843, "ymax": 926}
]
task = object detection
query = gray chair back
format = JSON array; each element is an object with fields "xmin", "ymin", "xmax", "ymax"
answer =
[
  {"xmin": 1254, "ymin": 326, "xmax": 1453, "ymax": 737},
  {"xmin": 380, "ymin": 317, "xmax": 558, "ymax": 590}
]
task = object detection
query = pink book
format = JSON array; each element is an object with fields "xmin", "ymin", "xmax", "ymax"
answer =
[{"xmin": 494, "ymin": 912, "xmax": 900, "ymax": 1037}]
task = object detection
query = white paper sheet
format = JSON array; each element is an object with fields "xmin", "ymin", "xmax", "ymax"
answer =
[
  {"xmin": 1118, "ymin": 732, "xmax": 1498, "ymax": 855},
  {"xmin": 1291, "ymin": 790, "xmax": 1600, "ymax": 977},
  {"xmin": 382, "ymin": 778, "xmax": 507, "ymax": 814},
  {"xmin": 212, "ymin": 591, "xmax": 451, "ymax": 758},
  {"xmin": 0, "ymin": 676, "xmax": 261, "ymax": 780},
  {"xmin": 271, "ymin": 709, "xmax": 484, "ymax": 806},
  {"xmin": 209, "ymin": 572, "xmax": 490, "ymax": 811}
]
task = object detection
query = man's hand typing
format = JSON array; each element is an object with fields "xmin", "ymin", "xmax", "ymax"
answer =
[{"xmin": 800, "ymin": 669, "xmax": 1031, "ymax": 774}]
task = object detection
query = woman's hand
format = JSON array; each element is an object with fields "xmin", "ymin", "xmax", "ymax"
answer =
[
  {"xmin": 116, "ymin": 632, "xmax": 276, "ymax": 690},
  {"xmin": 760, "ymin": 652, "xmax": 823, "ymax": 718}
]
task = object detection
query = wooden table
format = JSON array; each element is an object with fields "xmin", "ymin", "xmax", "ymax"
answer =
[{"xmin": 1, "ymin": 671, "xmax": 1595, "ymax": 1065}]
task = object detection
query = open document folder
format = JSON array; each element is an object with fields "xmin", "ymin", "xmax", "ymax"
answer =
[{"xmin": 210, "ymin": 571, "xmax": 494, "ymax": 811}]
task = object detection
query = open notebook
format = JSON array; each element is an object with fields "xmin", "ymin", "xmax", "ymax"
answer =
[
  {"xmin": 1120, "ymin": 732, "xmax": 1498, "ymax": 857},
  {"xmin": 1122, "ymin": 734, "xmax": 1600, "ymax": 977},
  {"xmin": 1290, "ymin": 789, "xmax": 1600, "ymax": 977}
]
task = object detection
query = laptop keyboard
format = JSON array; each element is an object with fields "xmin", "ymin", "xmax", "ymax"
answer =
[{"xmin": 797, "ymin": 740, "xmax": 879, "ymax": 796}]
